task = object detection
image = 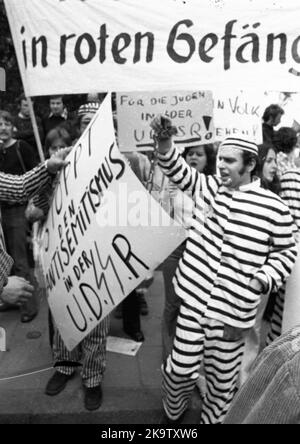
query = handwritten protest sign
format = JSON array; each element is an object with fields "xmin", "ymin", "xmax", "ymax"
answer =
[
  {"xmin": 116, "ymin": 91, "xmax": 214, "ymax": 152},
  {"xmin": 4, "ymin": 0, "xmax": 300, "ymax": 96},
  {"xmin": 213, "ymin": 90, "xmax": 264, "ymax": 143},
  {"xmin": 40, "ymin": 96, "xmax": 185, "ymax": 350}
]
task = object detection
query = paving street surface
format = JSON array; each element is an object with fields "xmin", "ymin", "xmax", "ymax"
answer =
[{"xmin": 0, "ymin": 271, "xmax": 201, "ymax": 424}]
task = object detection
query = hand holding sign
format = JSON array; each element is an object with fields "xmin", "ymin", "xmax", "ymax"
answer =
[
  {"xmin": 1, "ymin": 276, "xmax": 34, "ymax": 305},
  {"xmin": 46, "ymin": 146, "xmax": 72, "ymax": 175}
]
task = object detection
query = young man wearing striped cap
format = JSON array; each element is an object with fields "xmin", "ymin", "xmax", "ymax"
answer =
[
  {"xmin": 150, "ymin": 115, "xmax": 297, "ymax": 424},
  {"xmin": 77, "ymin": 101, "xmax": 101, "ymax": 135}
]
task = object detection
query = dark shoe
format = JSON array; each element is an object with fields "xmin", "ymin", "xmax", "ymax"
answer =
[
  {"xmin": 139, "ymin": 294, "xmax": 149, "ymax": 316},
  {"xmin": 45, "ymin": 371, "xmax": 74, "ymax": 396},
  {"xmin": 84, "ymin": 385, "xmax": 103, "ymax": 411},
  {"xmin": 21, "ymin": 312, "xmax": 38, "ymax": 323},
  {"xmin": 124, "ymin": 329, "xmax": 145, "ymax": 342}
]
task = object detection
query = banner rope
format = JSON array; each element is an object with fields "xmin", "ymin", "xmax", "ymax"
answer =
[{"xmin": 0, "ymin": 364, "xmax": 53, "ymax": 382}]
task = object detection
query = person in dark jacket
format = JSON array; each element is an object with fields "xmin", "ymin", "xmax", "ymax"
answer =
[
  {"xmin": 262, "ymin": 104, "xmax": 284, "ymax": 144},
  {"xmin": 42, "ymin": 95, "xmax": 68, "ymax": 138}
]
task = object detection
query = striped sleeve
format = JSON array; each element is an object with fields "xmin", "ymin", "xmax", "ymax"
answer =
[
  {"xmin": 157, "ymin": 146, "xmax": 201, "ymax": 196},
  {"xmin": 280, "ymin": 170, "xmax": 300, "ymax": 232},
  {"xmin": 0, "ymin": 163, "xmax": 51, "ymax": 204},
  {"xmin": 255, "ymin": 202, "xmax": 298, "ymax": 291},
  {"xmin": 0, "ymin": 249, "xmax": 14, "ymax": 296}
]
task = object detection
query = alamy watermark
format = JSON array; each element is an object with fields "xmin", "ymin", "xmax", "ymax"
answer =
[{"xmin": 95, "ymin": 183, "xmax": 192, "ymax": 228}]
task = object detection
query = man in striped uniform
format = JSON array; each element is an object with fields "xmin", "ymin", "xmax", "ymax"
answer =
[{"xmin": 150, "ymin": 115, "xmax": 297, "ymax": 424}]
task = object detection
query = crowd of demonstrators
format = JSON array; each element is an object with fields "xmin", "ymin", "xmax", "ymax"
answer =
[
  {"xmin": 150, "ymin": 114, "xmax": 297, "ymax": 425},
  {"xmin": 2, "ymin": 91, "xmax": 300, "ymax": 423}
]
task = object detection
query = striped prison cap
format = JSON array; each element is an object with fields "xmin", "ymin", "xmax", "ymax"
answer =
[
  {"xmin": 220, "ymin": 136, "xmax": 258, "ymax": 156},
  {"xmin": 77, "ymin": 101, "xmax": 100, "ymax": 117}
]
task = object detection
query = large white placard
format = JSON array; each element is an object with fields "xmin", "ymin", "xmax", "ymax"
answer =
[
  {"xmin": 40, "ymin": 96, "xmax": 185, "ymax": 350},
  {"xmin": 116, "ymin": 91, "xmax": 214, "ymax": 152},
  {"xmin": 4, "ymin": 0, "xmax": 300, "ymax": 96}
]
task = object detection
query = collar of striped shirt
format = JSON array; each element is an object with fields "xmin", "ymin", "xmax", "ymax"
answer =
[{"xmin": 219, "ymin": 178, "xmax": 261, "ymax": 193}]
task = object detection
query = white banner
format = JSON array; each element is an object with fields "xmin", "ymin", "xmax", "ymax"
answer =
[
  {"xmin": 116, "ymin": 90, "xmax": 214, "ymax": 152},
  {"xmin": 4, "ymin": 0, "xmax": 300, "ymax": 96},
  {"xmin": 40, "ymin": 96, "xmax": 185, "ymax": 350}
]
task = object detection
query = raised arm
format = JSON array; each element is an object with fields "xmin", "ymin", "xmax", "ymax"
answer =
[{"xmin": 0, "ymin": 147, "xmax": 71, "ymax": 204}]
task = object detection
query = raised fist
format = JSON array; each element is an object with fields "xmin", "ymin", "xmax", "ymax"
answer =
[{"xmin": 150, "ymin": 114, "xmax": 178, "ymax": 141}]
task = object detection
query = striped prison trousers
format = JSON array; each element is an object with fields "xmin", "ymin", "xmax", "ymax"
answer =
[
  {"xmin": 266, "ymin": 287, "xmax": 285, "ymax": 346},
  {"xmin": 162, "ymin": 304, "xmax": 245, "ymax": 424},
  {"xmin": 53, "ymin": 315, "xmax": 110, "ymax": 388}
]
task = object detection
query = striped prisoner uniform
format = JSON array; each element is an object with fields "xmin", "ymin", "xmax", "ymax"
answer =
[
  {"xmin": 158, "ymin": 146, "xmax": 297, "ymax": 424},
  {"xmin": 281, "ymin": 169, "xmax": 300, "ymax": 231},
  {"xmin": 53, "ymin": 316, "xmax": 110, "ymax": 388},
  {"xmin": 266, "ymin": 169, "xmax": 300, "ymax": 344}
]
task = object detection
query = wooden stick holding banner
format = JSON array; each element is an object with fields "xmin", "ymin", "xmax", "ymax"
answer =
[
  {"xmin": 26, "ymin": 97, "xmax": 45, "ymax": 162},
  {"xmin": 146, "ymin": 150, "xmax": 157, "ymax": 194}
]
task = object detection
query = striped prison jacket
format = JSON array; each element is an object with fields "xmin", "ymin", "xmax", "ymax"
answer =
[
  {"xmin": 0, "ymin": 163, "xmax": 51, "ymax": 296},
  {"xmin": 281, "ymin": 169, "xmax": 300, "ymax": 232},
  {"xmin": 157, "ymin": 146, "xmax": 298, "ymax": 329}
]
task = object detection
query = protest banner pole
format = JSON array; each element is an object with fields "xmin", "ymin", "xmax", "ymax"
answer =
[
  {"xmin": 27, "ymin": 97, "xmax": 45, "ymax": 162},
  {"xmin": 146, "ymin": 150, "xmax": 157, "ymax": 193}
]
